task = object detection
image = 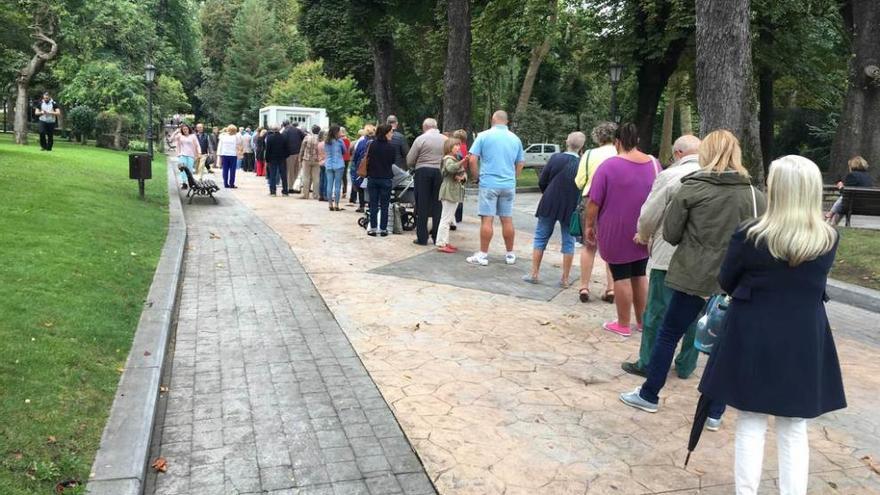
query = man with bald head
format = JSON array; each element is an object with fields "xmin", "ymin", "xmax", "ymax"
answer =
[
  {"xmin": 622, "ymin": 134, "xmax": 702, "ymax": 379},
  {"xmin": 408, "ymin": 118, "xmax": 448, "ymax": 245},
  {"xmin": 466, "ymin": 110, "xmax": 525, "ymax": 266}
]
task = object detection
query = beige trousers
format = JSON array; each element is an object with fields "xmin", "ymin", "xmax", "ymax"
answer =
[
  {"xmin": 301, "ymin": 161, "xmax": 322, "ymax": 199},
  {"xmin": 286, "ymin": 154, "xmax": 301, "ymax": 191},
  {"xmin": 436, "ymin": 200, "xmax": 459, "ymax": 247}
]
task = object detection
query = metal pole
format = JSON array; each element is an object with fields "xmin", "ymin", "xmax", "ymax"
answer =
[
  {"xmin": 139, "ymin": 178, "xmax": 145, "ymax": 199},
  {"xmin": 147, "ymin": 82, "xmax": 154, "ymax": 160},
  {"xmin": 610, "ymin": 82, "xmax": 619, "ymax": 123}
]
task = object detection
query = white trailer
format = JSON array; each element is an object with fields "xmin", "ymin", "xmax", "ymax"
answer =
[{"xmin": 258, "ymin": 105, "xmax": 330, "ymax": 132}]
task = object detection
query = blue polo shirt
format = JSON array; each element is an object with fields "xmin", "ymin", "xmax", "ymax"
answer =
[{"xmin": 470, "ymin": 125, "xmax": 525, "ymax": 189}]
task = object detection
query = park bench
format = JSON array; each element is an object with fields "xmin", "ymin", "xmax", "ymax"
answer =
[
  {"xmin": 178, "ymin": 165, "xmax": 219, "ymax": 204},
  {"xmin": 841, "ymin": 187, "xmax": 880, "ymax": 227}
]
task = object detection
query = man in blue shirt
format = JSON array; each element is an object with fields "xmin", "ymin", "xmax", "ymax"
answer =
[{"xmin": 466, "ymin": 110, "xmax": 525, "ymax": 266}]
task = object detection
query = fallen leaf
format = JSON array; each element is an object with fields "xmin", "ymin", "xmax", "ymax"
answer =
[
  {"xmin": 54, "ymin": 479, "xmax": 80, "ymax": 494},
  {"xmin": 43, "ymin": 322, "xmax": 54, "ymax": 328},
  {"xmin": 116, "ymin": 367, "xmax": 125, "ymax": 373},
  {"xmin": 403, "ymin": 374, "xmax": 412, "ymax": 380},
  {"xmin": 151, "ymin": 457, "xmax": 168, "ymax": 473},
  {"xmin": 539, "ymin": 320, "xmax": 551, "ymax": 326},
  {"xmin": 144, "ymin": 351, "xmax": 152, "ymax": 357},
  {"xmin": 414, "ymin": 323, "xmax": 420, "ymax": 330},
  {"xmin": 209, "ymin": 232, "xmax": 221, "ymax": 239},
  {"xmin": 24, "ymin": 399, "xmax": 30, "ymax": 404},
  {"xmin": 159, "ymin": 385, "xmax": 169, "ymax": 393},
  {"xmin": 47, "ymin": 436, "xmax": 57, "ymax": 444},
  {"xmin": 861, "ymin": 455, "xmax": 880, "ymax": 475},
  {"xmin": 130, "ymin": 252, "xmax": 137, "ymax": 256}
]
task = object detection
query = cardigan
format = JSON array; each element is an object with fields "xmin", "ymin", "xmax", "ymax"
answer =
[{"xmin": 535, "ymin": 152, "xmax": 580, "ymax": 224}]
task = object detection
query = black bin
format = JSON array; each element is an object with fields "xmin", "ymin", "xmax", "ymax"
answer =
[{"xmin": 129, "ymin": 153, "xmax": 152, "ymax": 180}]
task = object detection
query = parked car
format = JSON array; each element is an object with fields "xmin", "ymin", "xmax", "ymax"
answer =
[{"xmin": 523, "ymin": 143, "xmax": 560, "ymax": 174}]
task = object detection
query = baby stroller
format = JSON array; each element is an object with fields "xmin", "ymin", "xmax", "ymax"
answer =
[{"xmin": 357, "ymin": 165, "xmax": 417, "ymax": 233}]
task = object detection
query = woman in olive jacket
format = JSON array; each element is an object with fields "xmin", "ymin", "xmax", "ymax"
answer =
[{"xmin": 620, "ymin": 130, "xmax": 766, "ymax": 426}]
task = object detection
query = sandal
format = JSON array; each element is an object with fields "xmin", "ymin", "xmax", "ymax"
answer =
[
  {"xmin": 601, "ymin": 289, "xmax": 615, "ymax": 304},
  {"xmin": 579, "ymin": 288, "xmax": 590, "ymax": 303}
]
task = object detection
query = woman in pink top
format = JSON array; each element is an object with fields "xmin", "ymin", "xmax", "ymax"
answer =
[
  {"xmin": 585, "ymin": 123, "xmax": 660, "ymax": 337},
  {"xmin": 170, "ymin": 123, "xmax": 201, "ymax": 190}
]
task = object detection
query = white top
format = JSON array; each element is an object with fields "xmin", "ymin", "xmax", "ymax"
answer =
[{"xmin": 217, "ymin": 133, "xmax": 240, "ymax": 156}]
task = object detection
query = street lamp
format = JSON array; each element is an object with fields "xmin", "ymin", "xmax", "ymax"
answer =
[
  {"xmin": 144, "ymin": 63, "xmax": 156, "ymax": 159},
  {"xmin": 609, "ymin": 60, "xmax": 624, "ymax": 123}
]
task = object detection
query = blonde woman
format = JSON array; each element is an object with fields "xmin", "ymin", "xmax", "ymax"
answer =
[
  {"xmin": 826, "ymin": 155, "xmax": 873, "ymax": 225},
  {"xmin": 700, "ymin": 156, "xmax": 845, "ymax": 494},
  {"xmin": 621, "ymin": 130, "xmax": 766, "ymax": 429},
  {"xmin": 218, "ymin": 125, "xmax": 242, "ymax": 188}
]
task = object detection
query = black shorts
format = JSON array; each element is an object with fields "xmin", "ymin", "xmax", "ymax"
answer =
[{"xmin": 608, "ymin": 258, "xmax": 649, "ymax": 281}]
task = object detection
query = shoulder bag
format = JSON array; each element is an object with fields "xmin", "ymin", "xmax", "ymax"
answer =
[
  {"xmin": 694, "ymin": 184, "xmax": 759, "ymax": 354},
  {"xmin": 569, "ymin": 150, "xmax": 592, "ymax": 237},
  {"xmin": 356, "ymin": 142, "xmax": 372, "ymax": 178}
]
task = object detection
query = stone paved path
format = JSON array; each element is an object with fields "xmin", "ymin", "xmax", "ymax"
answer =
[
  {"xmin": 145, "ymin": 180, "xmax": 436, "ymax": 495},
  {"xmin": 229, "ymin": 172, "xmax": 880, "ymax": 495}
]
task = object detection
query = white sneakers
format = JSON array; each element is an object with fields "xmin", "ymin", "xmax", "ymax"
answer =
[
  {"xmin": 466, "ymin": 253, "xmax": 489, "ymax": 266},
  {"xmin": 466, "ymin": 252, "xmax": 517, "ymax": 266}
]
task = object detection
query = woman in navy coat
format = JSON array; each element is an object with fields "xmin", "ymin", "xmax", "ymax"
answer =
[{"xmin": 699, "ymin": 155, "xmax": 846, "ymax": 495}]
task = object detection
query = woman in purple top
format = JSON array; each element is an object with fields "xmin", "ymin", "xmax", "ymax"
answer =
[{"xmin": 585, "ymin": 123, "xmax": 660, "ymax": 337}]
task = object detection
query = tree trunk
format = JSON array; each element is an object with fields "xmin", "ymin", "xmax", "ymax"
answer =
[
  {"xmin": 830, "ymin": 0, "xmax": 880, "ymax": 182},
  {"xmin": 370, "ymin": 35, "xmax": 396, "ymax": 122},
  {"xmin": 13, "ymin": 16, "xmax": 59, "ymax": 145},
  {"xmin": 695, "ymin": 0, "xmax": 763, "ymax": 183},
  {"xmin": 442, "ymin": 0, "xmax": 472, "ymax": 133},
  {"xmin": 758, "ymin": 67, "xmax": 775, "ymax": 176},
  {"xmin": 659, "ymin": 84, "xmax": 676, "ymax": 165},
  {"xmin": 679, "ymin": 98, "xmax": 693, "ymax": 135},
  {"xmin": 513, "ymin": 0, "xmax": 557, "ymax": 123},
  {"xmin": 113, "ymin": 117, "xmax": 123, "ymax": 150}
]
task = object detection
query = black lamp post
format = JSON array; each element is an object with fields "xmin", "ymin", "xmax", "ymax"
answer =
[
  {"xmin": 145, "ymin": 63, "xmax": 156, "ymax": 159},
  {"xmin": 609, "ymin": 61, "xmax": 624, "ymax": 123}
]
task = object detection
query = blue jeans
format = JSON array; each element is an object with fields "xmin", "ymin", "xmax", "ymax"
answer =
[
  {"xmin": 367, "ymin": 178, "xmax": 392, "ymax": 231},
  {"xmin": 640, "ymin": 289, "xmax": 726, "ymax": 419},
  {"xmin": 326, "ymin": 167, "xmax": 345, "ymax": 203},
  {"xmin": 319, "ymin": 165, "xmax": 328, "ymax": 199},
  {"xmin": 533, "ymin": 216, "xmax": 575, "ymax": 254}
]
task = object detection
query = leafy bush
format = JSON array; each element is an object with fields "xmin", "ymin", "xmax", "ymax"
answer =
[
  {"xmin": 67, "ymin": 105, "xmax": 98, "ymax": 144},
  {"xmin": 95, "ymin": 111, "xmax": 133, "ymax": 150},
  {"xmin": 128, "ymin": 140, "xmax": 148, "ymax": 152}
]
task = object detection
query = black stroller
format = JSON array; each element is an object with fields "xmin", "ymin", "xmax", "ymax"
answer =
[{"xmin": 357, "ymin": 165, "xmax": 416, "ymax": 233}]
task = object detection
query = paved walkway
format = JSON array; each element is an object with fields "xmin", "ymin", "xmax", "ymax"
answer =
[
  {"xmin": 146, "ymin": 180, "xmax": 435, "ymax": 494},
  {"xmin": 228, "ymin": 173, "xmax": 880, "ymax": 495}
]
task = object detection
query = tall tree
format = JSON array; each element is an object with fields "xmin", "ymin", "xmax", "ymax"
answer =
[
  {"xmin": 222, "ymin": 0, "xmax": 288, "ymax": 123},
  {"xmin": 695, "ymin": 0, "xmax": 764, "ymax": 182},
  {"xmin": 13, "ymin": 1, "xmax": 59, "ymax": 145},
  {"xmin": 513, "ymin": 0, "xmax": 558, "ymax": 123},
  {"xmin": 831, "ymin": 0, "xmax": 880, "ymax": 180},
  {"xmin": 442, "ymin": 0, "xmax": 472, "ymax": 132}
]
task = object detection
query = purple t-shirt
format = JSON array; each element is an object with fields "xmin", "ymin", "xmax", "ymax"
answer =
[{"xmin": 588, "ymin": 156, "xmax": 660, "ymax": 264}]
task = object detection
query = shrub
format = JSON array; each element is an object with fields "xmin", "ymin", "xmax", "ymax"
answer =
[
  {"xmin": 67, "ymin": 105, "xmax": 98, "ymax": 144},
  {"xmin": 95, "ymin": 111, "xmax": 132, "ymax": 150},
  {"xmin": 127, "ymin": 140, "xmax": 148, "ymax": 152}
]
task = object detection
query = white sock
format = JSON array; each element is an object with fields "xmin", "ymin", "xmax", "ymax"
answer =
[
  {"xmin": 477, "ymin": 251, "xmax": 487, "ymax": 258},
  {"xmin": 507, "ymin": 251, "xmax": 516, "ymax": 257}
]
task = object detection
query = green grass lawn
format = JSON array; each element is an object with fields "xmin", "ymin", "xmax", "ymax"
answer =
[
  {"xmin": 833, "ymin": 227, "xmax": 880, "ymax": 291},
  {"xmin": 0, "ymin": 134, "xmax": 168, "ymax": 494},
  {"xmin": 517, "ymin": 167, "xmax": 540, "ymax": 188}
]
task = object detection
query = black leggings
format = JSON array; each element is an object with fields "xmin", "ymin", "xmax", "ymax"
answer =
[{"xmin": 414, "ymin": 167, "xmax": 442, "ymax": 243}]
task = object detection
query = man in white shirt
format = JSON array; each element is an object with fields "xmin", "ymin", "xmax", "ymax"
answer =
[{"xmin": 35, "ymin": 92, "xmax": 60, "ymax": 151}]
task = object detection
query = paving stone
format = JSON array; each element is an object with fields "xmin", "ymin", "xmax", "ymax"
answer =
[
  {"xmin": 395, "ymin": 473, "xmax": 434, "ymax": 495},
  {"xmin": 146, "ymin": 185, "xmax": 433, "ymax": 495}
]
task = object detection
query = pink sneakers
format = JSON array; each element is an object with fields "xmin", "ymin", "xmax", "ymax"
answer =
[{"xmin": 603, "ymin": 320, "xmax": 632, "ymax": 337}]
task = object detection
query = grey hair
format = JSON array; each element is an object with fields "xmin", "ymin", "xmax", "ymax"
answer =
[
  {"xmin": 386, "ymin": 115, "xmax": 398, "ymax": 125},
  {"xmin": 566, "ymin": 132, "xmax": 587, "ymax": 152},
  {"xmin": 269, "ymin": 124, "xmax": 281, "ymax": 132},
  {"xmin": 422, "ymin": 118, "xmax": 438, "ymax": 129},
  {"xmin": 591, "ymin": 122, "xmax": 618, "ymax": 145},
  {"xmin": 673, "ymin": 134, "xmax": 701, "ymax": 155}
]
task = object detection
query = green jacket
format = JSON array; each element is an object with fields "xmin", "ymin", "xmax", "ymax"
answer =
[
  {"xmin": 663, "ymin": 171, "xmax": 766, "ymax": 297},
  {"xmin": 439, "ymin": 155, "xmax": 466, "ymax": 203}
]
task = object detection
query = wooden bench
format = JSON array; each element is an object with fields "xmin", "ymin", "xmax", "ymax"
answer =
[
  {"xmin": 179, "ymin": 165, "xmax": 219, "ymax": 204},
  {"xmin": 841, "ymin": 187, "xmax": 880, "ymax": 226}
]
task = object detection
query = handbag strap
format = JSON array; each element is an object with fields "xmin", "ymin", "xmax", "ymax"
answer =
[{"xmin": 749, "ymin": 185, "xmax": 758, "ymax": 218}]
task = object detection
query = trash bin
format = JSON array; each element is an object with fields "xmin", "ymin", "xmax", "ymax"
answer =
[{"xmin": 129, "ymin": 153, "xmax": 152, "ymax": 180}]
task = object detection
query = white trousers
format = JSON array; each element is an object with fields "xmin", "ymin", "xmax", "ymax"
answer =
[
  {"xmin": 735, "ymin": 411, "xmax": 809, "ymax": 495},
  {"xmin": 435, "ymin": 200, "xmax": 459, "ymax": 247}
]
